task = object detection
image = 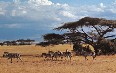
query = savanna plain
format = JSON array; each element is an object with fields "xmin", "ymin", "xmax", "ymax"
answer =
[{"xmin": 0, "ymin": 44, "xmax": 116, "ymax": 73}]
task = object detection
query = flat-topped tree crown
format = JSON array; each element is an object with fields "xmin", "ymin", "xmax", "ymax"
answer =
[
  {"xmin": 55, "ymin": 17, "xmax": 116, "ymax": 31},
  {"xmin": 54, "ymin": 17, "xmax": 116, "ymax": 45}
]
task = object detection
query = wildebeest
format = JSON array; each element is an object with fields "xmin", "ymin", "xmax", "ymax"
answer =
[{"xmin": 3, "ymin": 52, "xmax": 22, "ymax": 63}]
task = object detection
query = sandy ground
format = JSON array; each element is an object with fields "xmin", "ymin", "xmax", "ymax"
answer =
[{"xmin": 0, "ymin": 45, "xmax": 116, "ymax": 73}]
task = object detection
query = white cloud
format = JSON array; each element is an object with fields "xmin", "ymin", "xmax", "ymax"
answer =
[
  {"xmin": 0, "ymin": 24, "xmax": 21, "ymax": 28},
  {"xmin": 60, "ymin": 11, "xmax": 77, "ymax": 19},
  {"xmin": 0, "ymin": 11, "xmax": 5, "ymax": 15},
  {"xmin": 28, "ymin": 0, "xmax": 53, "ymax": 6},
  {"xmin": 22, "ymin": 10, "xmax": 27, "ymax": 14},
  {"xmin": 79, "ymin": 5, "xmax": 105, "ymax": 13},
  {"xmin": 112, "ymin": 0, "xmax": 116, "ymax": 5},
  {"xmin": 13, "ymin": 0, "xmax": 20, "ymax": 4},
  {"xmin": 99, "ymin": 3, "xmax": 106, "ymax": 8},
  {"xmin": 110, "ymin": 9, "xmax": 116, "ymax": 14},
  {"xmin": 0, "ymin": 0, "xmax": 116, "ymax": 29},
  {"xmin": 7, "ymin": 24, "xmax": 21, "ymax": 28},
  {"xmin": 11, "ymin": 10, "xmax": 16, "ymax": 16},
  {"xmin": 0, "ymin": 0, "xmax": 75, "ymax": 19},
  {"xmin": 0, "ymin": 0, "xmax": 116, "ymax": 41},
  {"xmin": 0, "ymin": 8, "xmax": 5, "ymax": 15},
  {"xmin": 0, "ymin": 0, "xmax": 77, "ymax": 26},
  {"xmin": 53, "ymin": 17, "xmax": 61, "ymax": 21}
]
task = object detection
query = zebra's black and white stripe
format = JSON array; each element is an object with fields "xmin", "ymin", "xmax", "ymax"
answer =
[
  {"xmin": 52, "ymin": 51, "xmax": 63, "ymax": 60},
  {"xmin": 3, "ymin": 52, "xmax": 22, "ymax": 63}
]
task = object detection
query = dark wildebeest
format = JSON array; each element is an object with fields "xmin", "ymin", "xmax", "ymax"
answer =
[
  {"xmin": 80, "ymin": 44, "xmax": 96, "ymax": 60},
  {"xmin": 3, "ymin": 52, "xmax": 22, "ymax": 63}
]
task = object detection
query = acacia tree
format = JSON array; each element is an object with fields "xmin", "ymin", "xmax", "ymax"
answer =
[
  {"xmin": 25, "ymin": 39, "xmax": 35, "ymax": 45},
  {"xmin": 40, "ymin": 17, "xmax": 116, "ymax": 54},
  {"xmin": 17, "ymin": 39, "xmax": 35, "ymax": 45},
  {"xmin": 54, "ymin": 17, "xmax": 116, "ymax": 55},
  {"xmin": 55, "ymin": 17, "xmax": 116, "ymax": 44},
  {"xmin": 37, "ymin": 33, "xmax": 65, "ymax": 47},
  {"xmin": 43, "ymin": 33, "xmax": 65, "ymax": 45}
]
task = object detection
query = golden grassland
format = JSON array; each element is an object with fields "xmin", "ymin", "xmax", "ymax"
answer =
[
  {"xmin": 0, "ymin": 44, "xmax": 116, "ymax": 73},
  {"xmin": 0, "ymin": 44, "xmax": 73, "ymax": 56}
]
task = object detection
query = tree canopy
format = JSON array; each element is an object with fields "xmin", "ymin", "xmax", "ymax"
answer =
[
  {"xmin": 54, "ymin": 17, "xmax": 116, "ymax": 44},
  {"xmin": 39, "ymin": 17, "xmax": 116, "ymax": 55},
  {"xmin": 55, "ymin": 17, "xmax": 116, "ymax": 30}
]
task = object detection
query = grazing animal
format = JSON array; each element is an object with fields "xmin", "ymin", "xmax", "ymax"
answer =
[
  {"xmin": 80, "ymin": 44, "xmax": 96, "ymax": 60},
  {"xmin": 41, "ymin": 53, "xmax": 47, "ymax": 57},
  {"xmin": 41, "ymin": 50, "xmax": 72, "ymax": 61},
  {"xmin": 3, "ymin": 52, "xmax": 22, "ymax": 63},
  {"xmin": 52, "ymin": 51, "xmax": 63, "ymax": 60},
  {"xmin": 3, "ymin": 52, "xmax": 9, "ymax": 57},
  {"xmin": 41, "ymin": 53, "xmax": 53, "ymax": 59},
  {"xmin": 62, "ymin": 51, "xmax": 72, "ymax": 60},
  {"xmin": 48, "ymin": 50, "xmax": 54, "ymax": 55},
  {"xmin": 41, "ymin": 51, "xmax": 54, "ymax": 60}
]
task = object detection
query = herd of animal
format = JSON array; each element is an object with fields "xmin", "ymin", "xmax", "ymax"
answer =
[
  {"xmin": 2, "ymin": 49, "xmax": 96, "ymax": 63},
  {"xmin": 2, "ymin": 50, "xmax": 72, "ymax": 63},
  {"xmin": 1, "ymin": 44, "xmax": 98, "ymax": 63},
  {"xmin": 41, "ymin": 50, "xmax": 72, "ymax": 61}
]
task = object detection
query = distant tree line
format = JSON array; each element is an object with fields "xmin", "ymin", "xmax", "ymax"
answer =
[{"xmin": 0, "ymin": 39, "xmax": 35, "ymax": 46}]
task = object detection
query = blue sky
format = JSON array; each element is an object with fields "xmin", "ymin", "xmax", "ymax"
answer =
[
  {"xmin": 0, "ymin": 0, "xmax": 116, "ymax": 42},
  {"xmin": 51, "ymin": 0, "xmax": 112, "ymax": 6}
]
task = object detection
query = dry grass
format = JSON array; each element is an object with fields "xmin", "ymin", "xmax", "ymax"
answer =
[
  {"xmin": 0, "ymin": 44, "xmax": 116, "ymax": 73},
  {"xmin": 0, "ymin": 44, "xmax": 73, "ymax": 56}
]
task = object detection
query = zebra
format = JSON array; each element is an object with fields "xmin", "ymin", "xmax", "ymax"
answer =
[
  {"xmin": 80, "ymin": 44, "xmax": 96, "ymax": 60},
  {"xmin": 41, "ymin": 51, "xmax": 54, "ymax": 60},
  {"xmin": 3, "ymin": 52, "xmax": 22, "ymax": 63},
  {"xmin": 52, "ymin": 51, "xmax": 63, "ymax": 60},
  {"xmin": 41, "ymin": 53, "xmax": 53, "ymax": 58},
  {"xmin": 48, "ymin": 50, "xmax": 54, "ymax": 55},
  {"xmin": 62, "ymin": 51, "xmax": 72, "ymax": 60},
  {"xmin": 41, "ymin": 53, "xmax": 47, "ymax": 57}
]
